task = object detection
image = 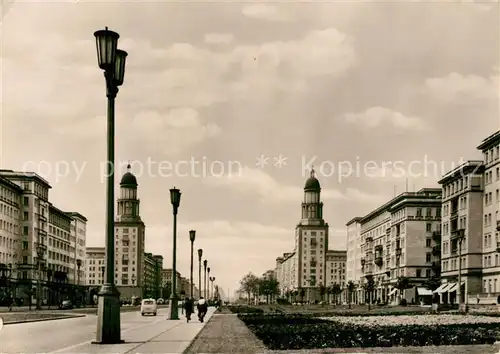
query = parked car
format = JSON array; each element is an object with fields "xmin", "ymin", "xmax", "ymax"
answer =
[
  {"xmin": 140, "ymin": 298, "xmax": 157, "ymax": 316},
  {"xmin": 157, "ymin": 298, "xmax": 164, "ymax": 305},
  {"xmin": 60, "ymin": 300, "xmax": 73, "ymax": 310}
]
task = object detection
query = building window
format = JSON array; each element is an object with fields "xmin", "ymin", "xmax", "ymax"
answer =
[
  {"xmin": 426, "ymin": 223, "xmax": 431, "ymax": 232},
  {"xmin": 416, "ymin": 208, "xmax": 422, "ymax": 217},
  {"xmin": 425, "ymin": 253, "xmax": 431, "ymax": 262}
]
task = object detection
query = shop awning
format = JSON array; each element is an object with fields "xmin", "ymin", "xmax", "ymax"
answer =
[
  {"xmin": 433, "ymin": 283, "xmax": 451, "ymax": 294},
  {"xmin": 447, "ymin": 282, "xmax": 465, "ymax": 293},
  {"xmin": 417, "ymin": 287, "xmax": 432, "ymax": 296},
  {"xmin": 388, "ymin": 288, "xmax": 397, "ymax": 296}
]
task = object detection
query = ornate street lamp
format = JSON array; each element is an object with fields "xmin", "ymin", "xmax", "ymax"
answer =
[
  {"xmin": 168, "ymin": 187, "xmax": 181, "ymax": 320},
  {"xmin": 207, "ymin": 267, "xmax": 211, "ymax": 299},
  {"xmin": 76, "ymin": 259, "xmax": 82, "ymax": 286},
  {"xmin": 203, "ymin": 260, "xmax": 208, "ymax": 299},
  {"xmin": 210, "ymin": 276, "xmax": 215, "ymax": 300},
  {"xmin": 35, "ymin": 241, "xmax": 46, "ymax": 310},
  {"xmin": 189, "ymin": 230, "xmax": 196, "ymax": 299},
  {"xmin": 455, "ymin": 229, "xmax": 466, "ymax": 312},
  {"xmin": 93, "ymin": 26, "xmax": 128, "ymax": 345},
  {"xmin": 197, "ymin": 249, "xmax": 203, "ymax": 299}
]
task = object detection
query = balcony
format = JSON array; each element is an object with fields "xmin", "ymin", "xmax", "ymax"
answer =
[
  {"xmin": 451, "ymin": 247, "xmax": 457, "ymax": 255},
  {"xmin": 375, "ymin": 244, "xmax": 383, "ymax": 251},
  {"xmin": 36, "ymin": 213, "xmax": 47, "ymax": 221},
  {"xmin": 497, "ymin": 242, "xmax": 500, "ymax": 253},
  {"xmin": 36, "ymin": 228, "xmax": 47, "ymax": 236},
  {"xmin": 374, "ymin": 257, "xmax": 383, "ymax": 266},
  {"xmin": 386, "ymin": 228, "xmax": 391, "ymax": 235},
  {"xmin": 432, "ymin": 245, "xmax": 441, "ymax": 256},
  {"xmin": 450, "ymin": 209, "xmax": 458, "ymax": 218},
  {"xmin": 497, "ymin": 220, "xmax": 500, "ymax": 231},
  {"xmin": 432, "ymin": 231, "xmax": 441, "ymax": 241},
  {"xmin": 310, "ymin": 260, "xmax": 317, "ymax": 267},
  {"xmin": 365, "ymin": 269, "xmax": 373, "ymax": 276},
  {"xmin": 366, "ymin": 236, "xmax": 373, "ymax": 243}
]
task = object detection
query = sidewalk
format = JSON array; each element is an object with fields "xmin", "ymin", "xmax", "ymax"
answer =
[{"xmin": 50, "ymin": 307, "xmax": 216, "ymax": 354}]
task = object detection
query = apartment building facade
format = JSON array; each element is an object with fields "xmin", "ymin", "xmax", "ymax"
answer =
[
  {"xmin": 356, "ymin": 188, "xmax": 442, "ymax": 304},
  {"xmin": 438, "ymin": 161, "xmax": 484, "ymax": 303},
  {"xmin": 478, "ymin": 131, "xmax": 500, "ymax": 296},
  {"xmin": 346, "ymin": 217, "xmax": 362, "ymax": 301},
  {"xmin": 85, "ymin": 246, "xmax": 105, "ymax": 286},
  {"xmin": 0, "ymin": 170, "xmax": 86, "ymax": 305}
]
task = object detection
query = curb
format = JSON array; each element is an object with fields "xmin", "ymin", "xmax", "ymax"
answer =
[{"xmin": 3, "ymin": 314, "xmax": 86, "ymax": 325}]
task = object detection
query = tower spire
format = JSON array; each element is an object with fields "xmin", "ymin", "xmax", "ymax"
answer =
[
  {"xmin": 127, "ymin": 161, "xmax": 131, "ymax": 170},
  {"xmin": 310, "ymin": 165, "xmax": 315, "ymax": 178}
]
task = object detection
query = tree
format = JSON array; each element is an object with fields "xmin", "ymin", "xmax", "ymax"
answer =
[
  {"xmin": 330, "ymin": 283, "xmax": 342, "ymax": 306},
  {"xmin": 395, "ymin": 276, "xmax": 412, "ymax": 304},
  {"xmin": 239, "ymin": 272, "xmax": 259, "ymax": 304},
  {"xmin": 346, "ymin": 281, "xmax": 356, "ymax": 309},
  {"xmin": 363, "ymin": 276, "xmax": 376, "ymax": 310},
  {"xmin": 319, "ymin": 284, "xmax": 326, "ymax": 303},
  {"xmin": 423, "ymin": 275, "xmax": 441, "ymax": 292}
]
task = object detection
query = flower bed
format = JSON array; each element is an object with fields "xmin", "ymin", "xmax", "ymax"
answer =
[
  {"xmin": 238, "ymin": 314, "xmax": 500, "ymax": 349},
  {"xmin": 320, "ymin": 314, "xmax": 500, "ymax": 326}
]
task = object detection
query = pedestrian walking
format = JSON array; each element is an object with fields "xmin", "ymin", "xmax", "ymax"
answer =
[
  {"xmin": 197, "ymin": 297, "xmax": 208, "ymax": 323},
  {"xmin": 184, "ymin": 297, "xmax": 194, "ymax": 322}
]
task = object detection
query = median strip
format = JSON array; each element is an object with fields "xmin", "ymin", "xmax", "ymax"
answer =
[{"xmin": 1, "ymin": 313, "xmax": 85, "ymax": 325}]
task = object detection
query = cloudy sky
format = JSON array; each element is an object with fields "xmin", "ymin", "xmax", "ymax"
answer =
[{"xmin": 0, "ymin": 0, "xmax": 499, "ymax": 295}]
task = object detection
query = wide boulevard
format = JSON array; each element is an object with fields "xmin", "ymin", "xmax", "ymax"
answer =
[{"xmin": 0, "ymin": 308, "xmax": 170, "ymax": 353}]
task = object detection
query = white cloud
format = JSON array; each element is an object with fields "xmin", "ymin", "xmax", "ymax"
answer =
[
  {"xmin": 204, "ymin": 33, "xmax": 234, "ymax": 44},
  {"xmin": 425, "ymin": 71, "xmax": 499, "ymax": 102},
  {"xmin": 241, "ymin": 4, "xmax": 293, "ymax": 22},
  {"xmin": 202, "ymin": 167, "xmax": 383, "ymax": 204},
  {"xmin": 345, "ymin": 107, "xmax": 429, "ymax": 131},
  {"xmin": 126, "ymin": 108, "xmax": 221, "ymax": 155}
]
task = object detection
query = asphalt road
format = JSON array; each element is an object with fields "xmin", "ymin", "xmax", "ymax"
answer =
[{"xmin": 0, "ymin": 308, "xmax": 170, "ymax": 353}]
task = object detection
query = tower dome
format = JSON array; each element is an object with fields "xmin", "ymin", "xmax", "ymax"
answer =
[
  {"xmin": 304, "ymin": 168, "xmax": 320, "ymax": 191},
  {"xmin": 120, "ymin": 164, "xmax": 138, "ymax": 188}
]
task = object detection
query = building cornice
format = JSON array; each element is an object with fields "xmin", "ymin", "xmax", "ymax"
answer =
[{"xmin": 477, "ymin": 130, "xmax": 500, "ymax": 151}]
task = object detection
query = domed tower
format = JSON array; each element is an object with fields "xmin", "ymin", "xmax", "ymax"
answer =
[
  {"xmin": 301, "ymin": 168, "xmax": 324, "ymax": 224},
  {"xmin": 117, "ymin": 164, "xmax": 141, "ymax": 222},
  {"xmin": 115, "ymin": 163, "xmax": 145, "ymax": 290},
  {"xmin": 295, "ymin": 167, "xmax": 329, "ymax": 301}
]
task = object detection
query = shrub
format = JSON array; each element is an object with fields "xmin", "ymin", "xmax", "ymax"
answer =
[
  {"xmin": 228, "ymin": 305, "xmax": 264, "ymax": 314},
  {"xmin": 238, "ymin": 314, "xmax": 500, "ymax": 349}
]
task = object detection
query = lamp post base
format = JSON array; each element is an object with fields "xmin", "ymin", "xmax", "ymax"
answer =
[
  {"xmin": 168, "ymin": 297, "xmax": 179, "ymax": 320},
  {"xmin": 93, "ymin": 284, "xmax": 123, "ymax": 344}
]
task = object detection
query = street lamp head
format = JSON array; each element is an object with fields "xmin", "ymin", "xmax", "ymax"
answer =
[
  {"xmin": 189, "ymin": 230, "xmax": 196, "ymax": 242},
  {"xmin": 207, "ymin": 267, "xmax": 210, "ymax": 274},
  {"xmin": 113, "ymin": 49, "xmax": 128, "ymax": 86},
  {"xmin": 198, "ymin": 248, "xmax": 203, "ymax": 259},
  {"xmin": 170, "ymin": 187, "xmax": 181, "ymax": 208},
  {"xmin": 212, "ymin": 277, "xmax": 215, "ymax": 282},
  {"xmin": 94, "ymin": 27, "xmax": 120, "ymax": 71},
  {"xmin": 76, "ymin": 259, "xmax": 82, "ymax": 268},
  {"xmin": 203, "ymin": 260, "xmax": 207, "ymax": 268}
]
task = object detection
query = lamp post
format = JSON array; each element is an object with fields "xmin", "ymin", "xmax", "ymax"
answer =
[
  {"xmin": 210, "ymin": 276, "xmax": 215, "ymax": 300},
  {"xmin": 76, "ymin": 259, "xmax": 82, "ymax": 306},
  {"xmin": 203, "ymin": 260, "xmax": 208, "ymax": 299},
  {"xmin": 131, "ymin": 274, "xmax": 136, "ymax": 286},
  {"xmin": 76, "ymin": 259, "xmax": 82, "ymax": 286},
  {"xmin": 189, "ymin": 230, "xmax": 196, "ymax": 299},
  {"xmin": 35, "ymin": 241, "xmax": 46, "ymax": 310},
  {"xmin": 197, "ymin": 249, "xmax": 203, "ymax": 299},
  {"xmin": 456, "ymin": 229, "xmax": 466, "ymax": 312},
  {"xmin": 207, "ymin": 267, "xmax": 211, "ymax": 299},
  {"xmin": 396, "ymin": 247, "xmax": 402, "ymax": 305},
  {"xmin": 93, "ymin": 26, "xmax": 128, "ymax": 344},
  {"xmin": 168, "ymin": 187, "xmax": 181, "ymax": 320}
]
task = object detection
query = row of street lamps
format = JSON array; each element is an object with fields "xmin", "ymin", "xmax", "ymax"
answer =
[{"xmin": 92, "ymin": 27, "xmax": 217, "ymax": 344}]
